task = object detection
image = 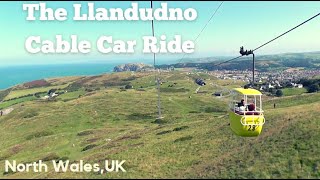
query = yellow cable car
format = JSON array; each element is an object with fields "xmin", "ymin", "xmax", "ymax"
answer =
[{"xmin": 229, "ymin": 88, "xmax": 265, "ymax": 137}]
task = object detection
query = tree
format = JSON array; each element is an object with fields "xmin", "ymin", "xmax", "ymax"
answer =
[
  {"xmin": 307, "ymin": 84, "xmax": 319, "ymax": 93},
  {"xmin": 275, "ymin": 89, "xmax": 283, "ymax": 97},
  {"xmin": 299, "ymin": 78, "xmax": 313, "ymax": 87}
]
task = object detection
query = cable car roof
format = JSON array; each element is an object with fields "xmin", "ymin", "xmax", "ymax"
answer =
[{"xmin": 233, "ymin": 88, "xmax": 262, "ymax": 95}]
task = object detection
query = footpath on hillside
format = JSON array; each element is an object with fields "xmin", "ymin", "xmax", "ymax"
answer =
[{"xmin": 1, "ymin": 107, "xmax": 14, "ymax": 116}]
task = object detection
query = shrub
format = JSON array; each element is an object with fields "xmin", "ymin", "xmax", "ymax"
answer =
[
  {"xmin": 77, "ymin": 131, "xmax": 94, "ymax": 136},
  {"xmin": 307, "ymin": 84, "xmax": 319, "ymax": 93},
  {"xmin": 156, "ymin": 130, "xmax": 172, "ymax": 135},
  {"xmin": 3, "ymin": 168, "xmax": 15, "ymax": 175},
  {"xmin": 42, "ymin": 153, "xmax": 60, "ymax": 161},
  {"xmin": 82, "ymin": 144, "xmax": 97, "ymax": 152},
  {"xmin": 160, "ymin": 88, "xmax": 189, "ymax": 93},
  {"xmin": 128, "ymin": 113, "xmax": 153, "ymax": 120},
  {"xmin": 174, "ymin": 135, "xmax": 193, "ymax": 143},
  {"xmin": 122, "ymin": 76, "xmax": 137, "ymax": 81},
  {"xmin": 23, "ymin": 111, "xmax": 39, "ymax": 119},
  {"xmin": 173, "ymin": 126, "xmax": 189, "ymax": 131},
  {"xmin": 85, "ymin": 88, "xmax": 94, "ymax": 92},
  {"xmin": 65, "ymin": 82, "xmax": 82, "ymax": 92},
  {"xmin": 189, "ymin": 111, "xmax": 201, "ymax": 113},
  {"xmin": 275, "ymin": 89, "xmax": 283, "ymax": 97},
  {"xmin": 125, "ymin": 84, "xmax": 133, "ymax": 89},
  {"xmin": 153, "ymin": 118, "xmax": 168, "ymax": 124},
  {"xmin": 26, "ymin": 130, "xmax": 54, "ymax": 140}
]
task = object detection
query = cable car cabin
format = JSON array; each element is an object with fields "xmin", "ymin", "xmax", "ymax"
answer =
[{"xmin": 229, "ymin": 88, "xmax": 265, "ymax": 137}]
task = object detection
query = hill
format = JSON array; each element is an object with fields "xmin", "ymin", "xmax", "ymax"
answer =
[
  {"xmin": 113, "ymin": 63, "xmax": 153, "ymax": 72},
  {"xmin": 161, "ymin": 51, "xmax": 320, "ymax": 71},
  {"xmin": 0, "ymin": 71, "xmax": 319, "ymax": 178}
]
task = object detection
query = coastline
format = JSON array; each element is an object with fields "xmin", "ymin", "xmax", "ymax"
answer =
[{"xmin": 0, "ymin": 63, "xmax": 117, "ymax": 91}]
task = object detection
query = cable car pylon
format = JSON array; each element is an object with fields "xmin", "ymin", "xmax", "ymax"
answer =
[
  {"xmin": 239, "ymin": 46, "xmax": 255, "ymax": 87},
  {"xmin": 150, "ymin": 1, "xmax": 163, "ymax": 120}
]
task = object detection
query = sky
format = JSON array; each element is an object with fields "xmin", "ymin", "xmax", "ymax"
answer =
[{"xmin": 0, "ymin": 1, "xmax": 319, "ymax": 66}]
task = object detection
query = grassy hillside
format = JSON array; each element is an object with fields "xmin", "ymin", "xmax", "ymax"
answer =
[
  {"xmin": 0, "ymin": 71, "xmax": 319, "ymax": 178},
  {"xmin": 4, "ymin": 84, "xmax": 70, "ymax": 101},
  {"xmin": 282, "ymin": 88, "xmax": 307, "ymax": 96}
]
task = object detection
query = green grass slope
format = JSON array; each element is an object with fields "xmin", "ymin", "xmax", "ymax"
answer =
[{"xmin": 0, "ymin": 72, "xmax": 319, "ymax": 178}]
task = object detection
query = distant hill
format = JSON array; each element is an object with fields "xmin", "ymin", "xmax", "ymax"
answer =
[
  {"xmin": 161, "ymin": 51, "xmax": 320, "ymax": 71},
  {"xmin": 113, "ymin": 63, "xmax": 153, "ymax": 72}
]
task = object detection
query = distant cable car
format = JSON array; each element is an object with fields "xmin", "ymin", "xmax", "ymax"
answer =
[{"xmin": 229, "ymin": 88, "xmax": 265, "ymax": 137}]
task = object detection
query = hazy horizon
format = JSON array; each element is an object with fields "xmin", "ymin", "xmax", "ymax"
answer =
[{"xmin": 1, "ymin": 50, "xmax": 319, "ymax": 67}]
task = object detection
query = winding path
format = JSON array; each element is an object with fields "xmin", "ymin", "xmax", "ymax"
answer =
[{"xmin": 1, "ymin": 107, "xmax": 14, "ymax": 116}]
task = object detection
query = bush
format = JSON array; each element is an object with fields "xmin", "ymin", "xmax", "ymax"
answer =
[
  {"xmin": 283, "ymin": 82, "xmax": 294, "ymax": 88},
  {"xmin": 122, "ymin": 76, "xmax": 137, "ymax": 81},
  {"xmin": 307, "ymin": 84, "xmax": 319, "ymax": 93},
  {"xmin": 85, "ymin": 88, "xmax": 94, "ymax": 92},
  {"xmin": 189, "ymin": 111, "xmax": 201, "ymax": 113},
  {"xmin": 26, "ymin": 130, "xmax": 54, "ymax": 140},
  {"xmin": 174, "ymin": 135, "xmax": 193, "ymax": 143},
  {"xmin": 82, "ymin": 144, "xmax": 97, "ymax": 152},
  {"xmin": 275, "ymin": 89, "xmax": 283, "ymax": 97},
  {"xmin": 42, "ymin": 153, "xmax": 60, "ymax": 162},
  {"xmin": 156, "ymin": 130, "xmax": 172, "ymax": 135},
  {"xmin": 173, "ymin": 126, "xmax": 189, "ymax": 131},
  {"xmin": 269, "ymin": 88, "xmax": 276, "ymax": 94},
  {"xmin": 34, "ymin": 92, "xmax": 45, "ymax": 98},
  {"xmin": 57, "ymin": 156, "xmax": 69, "ymax": 163},
  {"xmin": 3, "ymin": 168, "xmax": 15, "ymax": 175},
  {"xmin": 128, "ymin": 113, "xmax": 153, "ymax": 120},
  {"xmin": 160, "ymin": 88, "xmax": 189, "ymax": 93},
  {"xmin": 104, "ymin": 80, "xmax": 128, "ymax": 87},
  {"xmin": 153, "ymin": 118, "xmax": 168, "ymax": 124},
  {"xmin": 136, "ymin": 89, "xmax": 146, "ymax": 92},
  {"xmin": 125, "ymin": 84, "xmax": 133, "ymax": 89},
  {"xmin": 65, "ymin": 82, "xmax": 82, "ymax": 92},
  {"xmin": 23, "ymin": 111, "xmax": 39, "ymax": 119},
  {"xmin": 77, "ymin": 130, "xmax": 94, "ymax": 136},
  {"xmin": 299, "ymin": 78, "xmax": 314, "ymax": 87}
]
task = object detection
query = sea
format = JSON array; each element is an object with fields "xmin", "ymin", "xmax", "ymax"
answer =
[
  {"xmin": 0, "ymin": 63, "xmax": 121, "ymax": 90},
  {"xmin": 0, "ymin": 57, "xmax": 179, "ymax": 91}
]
